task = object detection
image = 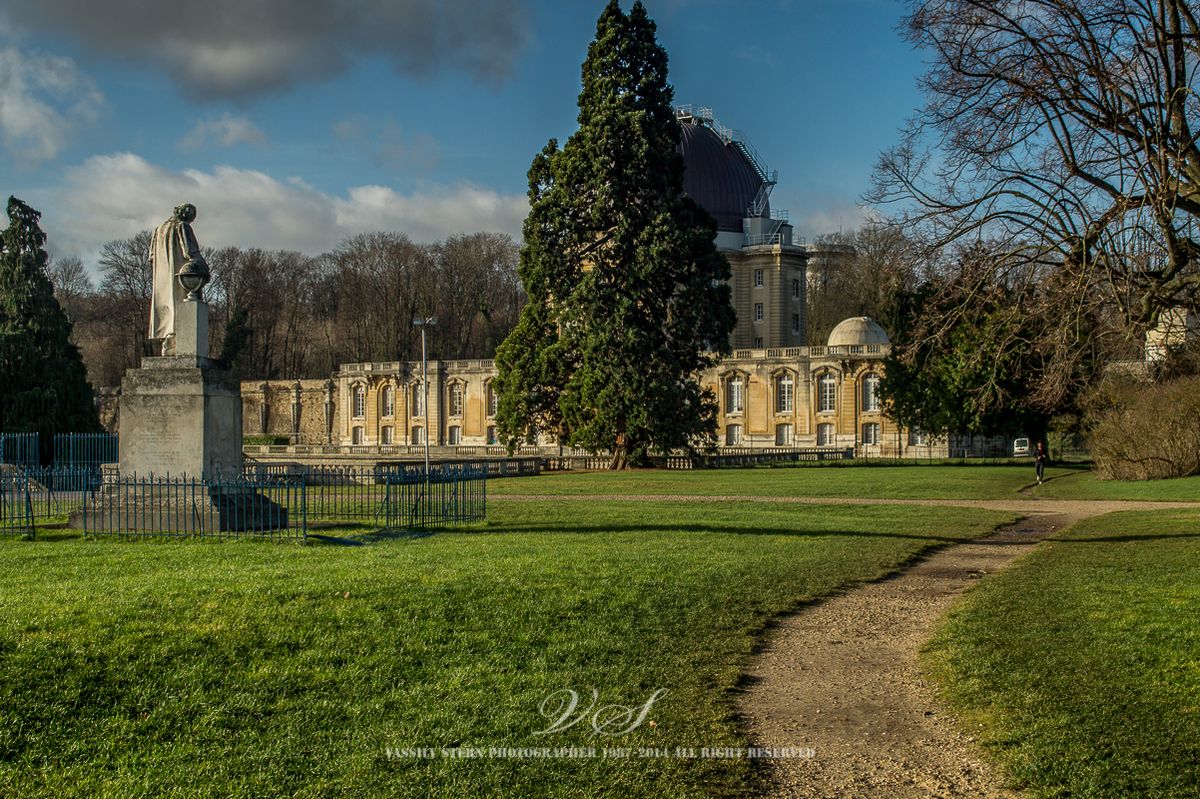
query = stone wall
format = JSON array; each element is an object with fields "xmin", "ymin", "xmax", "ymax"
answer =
[{"xmin": 241, "ymin": 379, "xmax": 336, "ymax": 444}]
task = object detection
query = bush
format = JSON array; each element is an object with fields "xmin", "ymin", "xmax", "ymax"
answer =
[
  {"xmin": 243, "ymin": 435, "xmax": 290, "ymax": 447},
  {"xmin": 1090, "ymin": 375, "xmax": 1200, "ymax": 480}
]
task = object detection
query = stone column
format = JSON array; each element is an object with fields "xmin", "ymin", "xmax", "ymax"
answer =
[{"xmin": 291, "ymin": 381, "xmax": 302, "ymax": 442}]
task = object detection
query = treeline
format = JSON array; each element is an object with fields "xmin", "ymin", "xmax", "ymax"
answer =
[{"xmin": 49, "ymin": 231, "xmax": 523, "ymax": 386}]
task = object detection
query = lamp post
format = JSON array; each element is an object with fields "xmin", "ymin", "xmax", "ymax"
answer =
[{"xmin": 413, "ymin": 316, "xmax": 436, "ymax": 478}]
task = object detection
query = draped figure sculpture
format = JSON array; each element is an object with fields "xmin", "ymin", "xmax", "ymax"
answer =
[{"xmin": 148, "ymin": 203, "xmax": 209, "ymax": 355}]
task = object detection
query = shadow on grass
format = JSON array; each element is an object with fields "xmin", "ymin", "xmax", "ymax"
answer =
[
  {"xmin": 483, "ymin": 521, "xmax": 971, "ymax": 542},
  {"xmin": 307, "ymin": 528, "xmax": 439, "ymax": 546}
]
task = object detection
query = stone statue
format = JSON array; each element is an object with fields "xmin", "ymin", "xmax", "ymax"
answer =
[{"xmin": 149, "ymin": 203, "xmax": 209, "ymax": 354}]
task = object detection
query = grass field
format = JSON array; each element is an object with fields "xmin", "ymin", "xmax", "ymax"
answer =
[
  {"xmin": 492, "ymin": 461, "xmax": 1200, "ymax": 502},
  {"xmin": 925, "ymin": 508, "xmax": 1200, "ymax": 798},
  {"xmin": 0, "ymin": 497, "xmax": 1012, "ymax": 798}
]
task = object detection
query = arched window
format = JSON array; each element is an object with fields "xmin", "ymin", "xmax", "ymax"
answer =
[
  {"xmin": 726, "ymin": 375, "xmax": 744, "ymax": 413},
  {"xmin": 862, "ymin": 373, "xmax": 881, "ymax": 412},
  {"xmin": 352, "ymin": 385, "xmax": 366, "ymax": 419},
  {"xmin": 381, "ymin": 385, "xmax": 395, "ymax": 417},
  {"xmin": 817, "ymin": 373, "xmax": 836, "ymax": 413},
  {"xmin": 862, "ymin": 422, "xmax": 880, "ymax": 445},
  {"xmin": 448, "ymin": 425, "xmax": 462, "ymax": 445},
  {"xmin": 411, "ymin": 425, "xmax": 424, "ymax": 444},
  {"xmin": 775, "ymin": 373, "xmax": 794, "ymax": 413},
  {"xmin": 381, "ymin": 425, "xmax": 394, "ymax": 445},
  {"xmin": 726, "ymin": 424, "xmax": 742, "ymax": 446},
  {"xmin": 775, "ymin": 423, "xmax": 793, "ymax": 446},
  {"xmin": 817, "ymin": 423, "xmax": 835, "ymax": 446}
]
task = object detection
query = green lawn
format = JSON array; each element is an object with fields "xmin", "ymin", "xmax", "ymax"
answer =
[
  {"xmin": 492, "ymin": 463, "xmax": 1046, "ymax": 499},
  {"xmin": 0, "ymin": 499, "xmax": 1012, "ymax": 798},
  {"xmin": 924, "ymin": 508, "xmax": 1200, "ymax": 798},
  {"xmin": 493, "ymin": 463, "xmax": 1200, "ymax": 502}
]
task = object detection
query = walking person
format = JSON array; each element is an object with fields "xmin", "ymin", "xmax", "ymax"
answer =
[{"xmin": 1035, "ymin": 440, "xmax": 1048, "ymax": 485}]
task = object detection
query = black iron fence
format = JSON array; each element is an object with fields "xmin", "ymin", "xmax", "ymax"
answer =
[
  {"xmin": 80, "ymin": 474, "xmax": 303, "ymax": 542},
  {"xmin": 2, "ymin": 463, "xmax": 489, "ymax": 542},
  {"xmin": 0, "ymin": 433, "xmax": 39, "ymax": 467},
  {"xmin": 53, "ymin": 433, "xmax": 118, "ymax": 471}
]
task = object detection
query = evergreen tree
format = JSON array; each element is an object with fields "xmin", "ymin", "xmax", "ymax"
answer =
[
  {"xmin": 0, "ymin": 197, "xmax": 100, "ymax": 459},
  {"xmin": 494, "ymin": 0, "xmax": 735, "ymax": 469}
]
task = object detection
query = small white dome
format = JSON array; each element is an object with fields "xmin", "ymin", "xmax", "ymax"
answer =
[{"xmin": 827, "ymin": 316, "xmax": 890, "ymax": 347}]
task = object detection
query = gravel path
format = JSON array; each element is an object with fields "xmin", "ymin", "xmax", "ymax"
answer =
[
  {"xmin": 491, "ymin": 491, "xmax": 1200, "ymax": 797},
  {"xmin": 738, "ymin": 512, "xmax": 1072, "ymax": 799}
]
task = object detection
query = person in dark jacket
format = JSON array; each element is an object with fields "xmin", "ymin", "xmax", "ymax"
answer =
[{"xmin": 1035, "ymin": 440, "xmax": 1048, "ymax": 485}]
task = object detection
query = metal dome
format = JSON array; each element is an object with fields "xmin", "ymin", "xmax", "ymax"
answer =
[
  {"xmin": 827, "ymin": 317, "xmax": 891, "ymax": 347},
  {"xmin": 677, "ymin": 121, "xmax": 768, "ymax": 233}
]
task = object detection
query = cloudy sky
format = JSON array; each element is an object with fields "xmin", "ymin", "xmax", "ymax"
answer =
[{"xmin": 0, "ymin": 0, "xmax": 925, "ymax": 272}]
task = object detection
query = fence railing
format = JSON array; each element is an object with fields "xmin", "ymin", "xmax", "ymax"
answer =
[
  {"xmin": 80, "ymin": 474, "xmax": 303, "ymax": 542},
  {"xmin": 64, "ymin": 464, "xmax": 490, "ymax": 541},
  {"xmin": 53, "ymin": 433, "xmax": 118, "ymax": 470},
  {"xmin": 0, "ymin": 433, "xmax": 39, "ymax": 467}
]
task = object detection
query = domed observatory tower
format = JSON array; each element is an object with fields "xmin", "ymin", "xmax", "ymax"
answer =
[{"xmin": 676, "ymin": 106, "xmax": 808, "ymax": 350}]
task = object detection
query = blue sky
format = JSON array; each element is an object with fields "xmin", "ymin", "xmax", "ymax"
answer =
[{"xmin": 0, "ymin": 0, "xmax": 926, "ymax": 272}]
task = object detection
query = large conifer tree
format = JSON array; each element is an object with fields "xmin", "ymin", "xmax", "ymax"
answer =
[
  {"xmin": 0, "ymin": 197, "xmax": 100, "ymax": 458},
  {"xmin": 494, "ymin": 0, "xmax": 735, "ymax": 468}
]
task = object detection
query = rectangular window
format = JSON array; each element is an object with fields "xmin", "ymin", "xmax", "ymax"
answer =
[
  {"xmin": 775, "ymin": 374, "xmax": 794, "ymax": 413},
  {"xmin": 411, "ymin": 426, "xmax": 424, "ymax": 445},
  {"xmin": 818, "ymin": 374, "xmax": 836, "ymax": 413},
  {"xmin": 450, "ymin": 383, "xmax": 464, "ymax": 418},
  {"xmin": 775, "ymin": 423, "xmax": 793, "ymax": 446},
  {"xmin": 791, "ymin": 313, "xmax": 800, "ymax": 334},
  {"xmin": 351, "ymin": 426, "xmax": 364, "ymax": 445},
  {"xmin": 726, "ymin": 376, "xmax": 744, "ymax": 413},
  {"xmin": 352, "ymin": 387, "xmax": 365, "ymax": 419},
  {"xmin": 487, "ymin": 383, "xmax": 498, "ymax": 417},
  {"xmin": 411, "ymin": 383, "xmax": 425, "ymax": 417},
  {"xmin": 448, "ymin": 425, "xmax": 462, "ymax": 445},
  {"xmin": 753, "ymin": 336, "xmax": 763, "ymax": 348},
  {"xmin": 817, "ymin": 423, "xmax": 835, "ymax": 446},
  {"xmin": 754, "ymin": 269, "xmax": 764, "ymax": 287},
  {"xmin": 382, "ymin": 387, "xmax": 395, "ymax": 417},
  {"xmin": 862, "ymin": 422, "xmax": 881, "ymax": 445},
  {"xmin": 487, "ymin": 425, "xmax": 498, "ymax": 445},
  {"xmin": 754, "ymin": 303, "xmax": 764, "ymax": 322},
  {"xmin": 908, "ymin": 428, "xmax": 928, "ymax": 446},
  {"xmin": 862, "ymin": 373, "xmax": 881, "ymax": 412},
  {"xmin": 726, "ymin": 424, "xmax": 742, "ymax": 446},
  {"xmin": 381, "ymin": 425, "xmax": 393, "ymax": 445},
  {"xmin": 791, "ymin": 278, "xmax": 800, "ymax": 299}
]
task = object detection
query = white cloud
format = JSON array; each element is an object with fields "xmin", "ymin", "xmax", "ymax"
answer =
[
  {"xmin": 794, "ymin": 203, "xmax": 877, "ymax": 241},
  {"xmin": 0, "ymin": 46, "xmax": 103, "ymax": 165},
  {"xmin": 179, "ymin": 112, "xmax": 267, "ymax": 151},
  {"xmin": 41, "ymin": 153, "xmax": 527, "ymax": 263}
]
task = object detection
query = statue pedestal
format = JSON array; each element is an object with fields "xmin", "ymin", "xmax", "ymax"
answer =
[
  {"xmin": 69, "ymin": 309, "xmax": 287, "ymax": 533},
  {"xmin": 118, "ymin": 356, "xmax": 243, "ymax": 481}
]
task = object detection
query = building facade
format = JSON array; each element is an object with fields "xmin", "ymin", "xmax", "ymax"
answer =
[
  {"xmin": 240, "ymin": 108, "xmax": 940, "ymax": 458},
  {"xmin": 242, "ymin": 316, "xmax": 938, "ymax": 458}
]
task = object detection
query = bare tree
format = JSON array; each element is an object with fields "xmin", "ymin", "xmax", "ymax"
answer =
[
  {"xmin": 47, "ymin": 255, "xmax": 94, "ymax": 303},
  {"xmin": 94, "ymin": 230, "xmax": 154, "ymax": 377},
  {"xmin": 872, "ymin": 0, "xmax": 1200, "ymax": 399}
]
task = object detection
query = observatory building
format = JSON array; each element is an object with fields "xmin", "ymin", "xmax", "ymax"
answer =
[{"xmin": 243, "ymin": 108, "xmax": 933, "ymax": 458}]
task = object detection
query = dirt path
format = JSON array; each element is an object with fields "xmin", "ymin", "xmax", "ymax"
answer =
[
  {"xmin": 736, "ymin": 513, "xmax": 1084, "ymax": 799},
  {"xmin": 491, "ymin": 492, "xmax": 1200, "ymax": 796}
]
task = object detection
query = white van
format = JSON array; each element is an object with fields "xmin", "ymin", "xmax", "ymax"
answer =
[{"xmin": 1012, "ymin": 437, "xmax": 1031, "ymax": 457}]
